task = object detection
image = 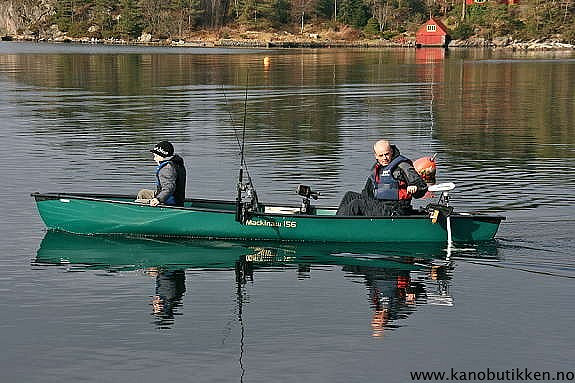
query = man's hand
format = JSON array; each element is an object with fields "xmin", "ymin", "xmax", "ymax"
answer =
[
  {"xmin": 406, "ymin": 185, "xmax": 418, "ymax": 194},
  {"xmin": 150, "ymin": 198, "xmax": 160, "ymax": 206}
]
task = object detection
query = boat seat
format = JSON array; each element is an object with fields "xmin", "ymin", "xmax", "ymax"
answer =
[{"xmin": 264, "ymin": 206, "xmax": 301, "ymax": 215}]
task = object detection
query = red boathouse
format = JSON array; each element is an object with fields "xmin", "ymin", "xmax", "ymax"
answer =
[{"xmin": 415, "ymin": 18, "xmax": 450, "ymax": 48}]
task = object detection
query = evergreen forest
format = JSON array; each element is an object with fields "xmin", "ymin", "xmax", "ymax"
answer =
[{"xmin": 4, "ymin": 0, "xmax": 575, "ymax": 43}]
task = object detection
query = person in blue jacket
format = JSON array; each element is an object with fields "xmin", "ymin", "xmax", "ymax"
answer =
[
  {"xmin": 336, "ymin": 140, "xmax": 427, "ymax": 216},
  {"xmin": 137, "ymin": 140, "xmax": 186, "ymax": 206}
]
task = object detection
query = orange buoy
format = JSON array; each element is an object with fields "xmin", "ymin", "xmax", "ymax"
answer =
[{"xmin": 263, "ymin": 56, "xmax": 271, "ymax": 70}]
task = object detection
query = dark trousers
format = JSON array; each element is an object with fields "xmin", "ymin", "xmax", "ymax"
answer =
[{"xmin": 336, "ymin": 191, "xmax": 413, "ymax": 216}]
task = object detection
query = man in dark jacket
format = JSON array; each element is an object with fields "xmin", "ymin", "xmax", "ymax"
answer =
[
  {"xmin": 137, "ymin": 140, "xmax": 187, "ymax": 206},
  {"xmin": 336, "ymin": 140, "xmax": 427, "ymax": 216}
]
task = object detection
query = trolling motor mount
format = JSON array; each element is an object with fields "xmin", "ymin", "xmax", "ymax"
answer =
[
  {"xmin": 238, "ymin": 182, "xmax": 258, "ymax": 223},
  {"xmin": 428, "ymin": 182, "xmax": 455, "ymax": 207},
  {"xmin": 297, "ymin": 185, "xmax": 320, "ymax": 214},
  {"xmin": 236, "ymin": 170, "xmax": 259, "ymax": 224}
]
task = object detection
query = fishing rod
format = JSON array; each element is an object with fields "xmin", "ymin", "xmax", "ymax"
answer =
[
  {"xmin": 235, "ymin": 84, "xmax": 247, "ymax": 223},
  {"xmin": 221, "ymin": 85, "xmax": 254, "ymax": 181},
  {"xmin": 234, "ymin": 256, "xmax": 250, "ymax": 382},
  {"xmin": 221, "ymin": 77, "xmax": 258, "ymax": 223}
]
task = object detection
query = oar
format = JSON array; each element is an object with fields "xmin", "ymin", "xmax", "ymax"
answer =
[{"xmin": 428, "ymin": 182, "xmax": 456, "ymax": 258}]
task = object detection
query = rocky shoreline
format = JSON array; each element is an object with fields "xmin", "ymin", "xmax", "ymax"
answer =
[
  {"xmin": 2, "ymin": 32, "xmax": 574, "ymax": 51},
  {"xmin": 450, "ymin": 36, "xmax": 575, "ymax": 50}
]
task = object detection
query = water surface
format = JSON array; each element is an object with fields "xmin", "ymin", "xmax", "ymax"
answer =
[{"xmin": 0, "ymin": 42, "xmax": 574, "ymax": 383}]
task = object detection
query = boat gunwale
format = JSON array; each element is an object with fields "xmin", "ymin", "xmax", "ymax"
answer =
[{"xmin": 31, "ymin": 192, "xmax": 506, "ymax": 222}]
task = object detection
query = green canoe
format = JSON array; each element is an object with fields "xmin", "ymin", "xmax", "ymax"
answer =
[{"xmin": 32, "ymin": 192, "xmax": 504, "ymax": 243}]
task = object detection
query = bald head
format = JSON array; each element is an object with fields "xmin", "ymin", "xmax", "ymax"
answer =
[{"xmin": 373, "ymin": 140, "xmax": 394, "ymax": 166}]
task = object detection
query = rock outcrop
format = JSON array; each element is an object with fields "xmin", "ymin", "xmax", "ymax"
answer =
[
  {"xmin": 450, "ymin": 37, "xmax": 575, "ymax": 50},
  {"xmin": 0, "ymin": 0, "xmax": 54, "ymax": 36}
]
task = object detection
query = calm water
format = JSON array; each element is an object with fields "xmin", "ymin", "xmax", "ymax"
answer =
[{"xmin": 1, "ymin": 42, "xmax": 574, "ymax": 383}]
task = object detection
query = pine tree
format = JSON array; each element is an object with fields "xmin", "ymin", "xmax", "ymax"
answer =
[
  {"xmin": 338, "ymin": 0, "xmax": 369, "ymax": 28},
  {"xmin": 52, "ymin": 0, "xmax": 75, "ymax": 31},
  {"xmin": 93, "ymin": 0, "xmax": 115, "ymax": 35},
  {"xmin": 172, "ymin": 0, "xmax": 203, "ymax": 36},
  {"xmin": 272, "ymin": 0, "xmax": 290, "ymax": 26},
  {"xmin": 116, "ymin": 0, "xmax": 142, "ymax": 38}
]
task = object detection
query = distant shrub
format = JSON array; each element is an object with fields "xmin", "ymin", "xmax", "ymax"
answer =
[
  {"xmin": 382, "ymin": 30, "xmax": 398, "ymax": 40},
  {"xmin": 67, "ymin": 22, "xmax": 88, "ymax": 37},
  {"xmin": 562, "ymin": 27, "xmax": 575, "ymax": 44},
  {"xmin": 451, "ymin": 23, "xmax": 473, "ymax": 40},
  {"xmin": 363, "ymin": 18, "xmax": 380, "ymax": 37}
]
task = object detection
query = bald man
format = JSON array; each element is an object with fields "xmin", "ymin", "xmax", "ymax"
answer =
[{"xmin": 336, "ymin": 140, "xmax": 427, "ymax": 216}]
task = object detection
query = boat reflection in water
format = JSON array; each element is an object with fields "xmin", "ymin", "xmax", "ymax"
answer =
[
  {"xmin": 34, "ymin": 232, "xmax": 499, "ymax": 334},
  {"xmin": 147, "ymin": 268, "xmax": 186, "ymax": 328},
  {"xmin": 346, "ymin": 259, "xmax": 451, "ymax": 338}
]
